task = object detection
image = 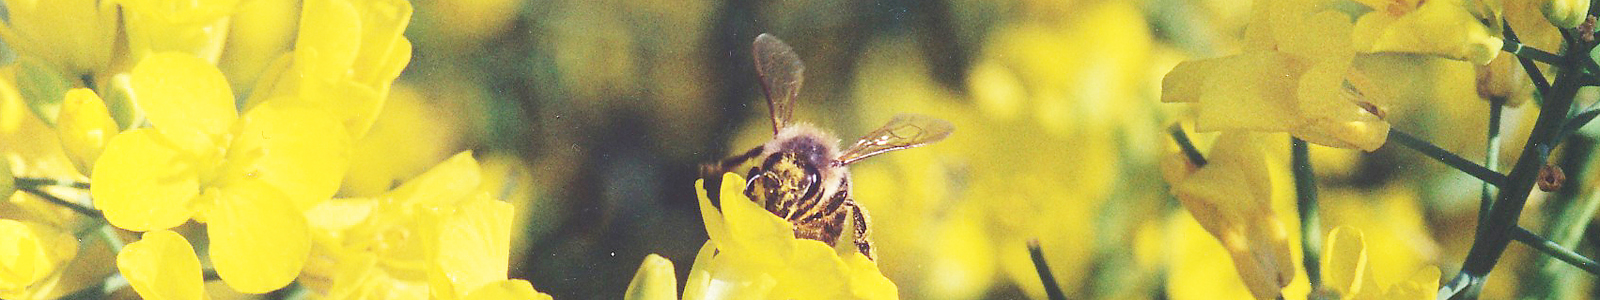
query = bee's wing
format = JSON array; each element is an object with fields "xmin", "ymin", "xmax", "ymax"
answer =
[
  {"xmin": 836, "ymin": 114, "xmax": 954, "ymax": 166},
  {"xmin": 753, "ymin": 33, "xmax": 803, "ymax": 133}
]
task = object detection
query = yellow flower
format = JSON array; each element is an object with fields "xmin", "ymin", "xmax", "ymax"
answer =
[
  {"xmin": 54, "ymin": 88, "xmax": 119, "ymax": 176},
  {"xmin": 1321, "ymin": 226, "xmax": 1439, "ymax": 299},
  {"xmin": 625, "ymin": 254, "xmax": 678, "ymax": 300},
  {"xmin": 1165, "ymin": 1, "xmax": 1392, "ymax": 151},
  {"xmin": 1350, "ymin": 0, "xmax": 1504, "ymax": 64},
  {"xmin": 1540, "ymin": 0, "xmax": 1590, "ymax": 28},
  {"xmin": 0, "ymin": 219, "xmax": 78, "ymax": 300},
  {"xmin": 1162, "ymin": 131, "xmax": 1294, "ymax": 299},
  {"xmin": 218, "ymin": 0, "xmax": 300, "ymax": 93},
  {"xmin": 303, "ymin": 152, "xmax": 550, "ymax": 300},
  {"xmin": 683, "ymin": 173, "xmax": 898, "ymax": 300},
  {"xmin": 250, "ymin": 0, "xmax": 413, "ymax": 140},
  {"xmin": 91, "ymin": 52, "xmax": 350, "ymax": 293},
  {"xmin": 116, "ymin": 230, "xmax": 208, "ymax": 300},
  {"xmin": 0, "ymin": 0, "xmax": 118, "ymax": 74},
  {"xmin": 120, "ymin": 0, "xmax": 241, "ymax": 64}
]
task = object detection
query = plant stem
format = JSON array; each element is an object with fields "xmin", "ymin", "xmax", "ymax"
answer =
[
  {"xmin": 1503, "ymin": 20, "xmax": 1553, "ymax": 95},
  {"xmin": 1482, "ymin": 100, "xmax": 1504, "ymax": 229},
  {"xmin": 1511, "ymin": 226, "xmax": 1600, "ymax": 276},
  {"xmin": 1169, "ymin": 124, "xmax": 1207, "ymax": 166},
  {"xmin": 14, "ymin": 177, "xmax": 91, "ymax": 190},
  {"xmin": 1028, "ymin": 239, "xmax": 1068, "ymax": 300},
  {"xmin": 19, "ymin": 187, "xmax": 102, "ymax": 218},
  {"xmin": 1453, "ymin": 23, "xmax": 1587, "ymax": 298},
  {"xmin": 1502, "ymin": 40, "xmax": 1565, "ymax": 66},
  {"xmin": 1290, "ymin": 138, "xmax": 1322, "ymax": 290},
  {"xmin": 1387, "ymin": 130, "xmax": 1508, "ymax": 187}
]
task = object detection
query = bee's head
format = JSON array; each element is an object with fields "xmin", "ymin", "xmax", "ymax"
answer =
[{"xmin": 753, "ymin": 150, "xmax": 822, "ymax": 206}]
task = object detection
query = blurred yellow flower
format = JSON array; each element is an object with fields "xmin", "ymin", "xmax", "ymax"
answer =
[
  {"xmin": 1321, "ymin": 226, "xmax": 1439, "ymax": 299},
  {"xmin": 1162, "ymin": 131, "xmax": 1294, "ymax": 299},
  {"xmin": 116, "ymin": 230, "xmax": 208, "ymax": 300},
  {"xmin": 92, "ymin": 52, "xmax": 350, "ymax": 293},
  {"xmin": 626, "ymin": 254, "xmax": 678, "ymax": 300},
  {"xmin": 0, "ymin": 219, "xmax": 77, "ymax": 300},
  {"xmin": 120, "ymin": 0, "xmax": 241, "ymax": 64},
  {"xmin": 1540, "ymin": 0, "xmax": 1590, "ymax": 28},
  {"xmin": 1350, "ymin": 0, "xmax": 1503, "ymax": 64},
  {"xmin": 304, "ymin": 151, "xmax": 550, "ymax": 300},
  {"xmin": 685, "ymin": 173, "xmax": 898, "ymax": 300},
  {"xmin": 1165, "ymin": 2, "xmax": 1392, "ymax": 151},
  {"xmin": 0, "ymin": 0, "xmax": 118, "ymax": 74}
]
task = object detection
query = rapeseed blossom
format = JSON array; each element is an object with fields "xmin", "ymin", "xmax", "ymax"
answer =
[{"xmin": 673, "ymin": 173, "xmax": 898, "ymax": 300}]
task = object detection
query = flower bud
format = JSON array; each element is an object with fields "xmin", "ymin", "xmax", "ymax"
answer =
[
  {"xmin": 56, "ymin": 88, "xmax": 120, "ymax": 175},
  {"xmin": 1543, "ymin": 0, "xmax": 1591, "ymax": 28}
]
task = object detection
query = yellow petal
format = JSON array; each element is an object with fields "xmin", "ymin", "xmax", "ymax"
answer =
[
  {"xmin": 389, "ymin": 151, "xmax": 481, "ymax": 206},
  {"xmin": 1, "ymin": 0, "xmax": 118, "ymax": 73},
  {"xmin": 426, "ymin": 196, "xmax": 513, "ymax": 299},
  {"xmin": 90, "ymin": 129, "xmax": 200, "ymax": 232},
  {"xmin": 208, "ymin": 181, "xmax": 311, "ymax": 293},
  {"xmin": 1362, "ymin": 0, "xmax": 1503, "ymax": 64},
  {"xmin": 462, "ymin": 280, "xmax": 552, "ymax": 300},
  {"xmin": 1161, "ymin": 57, "xmax": 1228, "ymax": 104},
  {"xmin": 695, "ymin": 177, "xmax": 734, "ymax": 254},
  {"xmin": 347, "ymin": 0, "xmax": 412, "ymax": 86},
  {"xmin": 129, "ymin": 52, "xmax": 238, "ymax": 140},
  {"xmin": 1322, "ymin": 226, "xmax": 1370, "ymax": 296},
  {"xmin": 295, "ymin": 0, "xmax": 363, "ymax": 82},
  {"xmin": 842, "ymin": 253, "xmax": 899, "ymax": 300},
  {"xmin": 55, "ymin": 88, "xmax": 119, "ymax": 175},
  {"xmin": 1172, "ymin": 132, "xmax": 1292, "ymax": 299},
  {"xmin": 717, "ymin": 173, "xmax": 797, "ymax": 264},
  {"xmin": 223, "ymin": 100, "xmax": 351, "ymax": 211},
  {"xmin": 1292, "ymin": 61, "xmax": 1390, "ymax": 151},
  {"xmin": 625, "ymin": 254, "xmax": 679, "ymax": 300},
  {"xmin": 218, "ymin": 0, "xmax": 299, "ymax": 92},
  {"xmin": 117, "ymin": 230, "xmax": 208, "ymax": 300},
  {"xmin": 0, "ymin": 220, "xmax": 76, "ymax": 292},
  {"xmin": 120, "ymin": 0, "xmax": 240, "ymax": 63},
  {"xmin": 1192, "ymin": 52, "xmax": 1306, "ymax": 133},
  {"xmin": 1382, "ymin": 267, "xmax": 1440, "ymax": 299}
]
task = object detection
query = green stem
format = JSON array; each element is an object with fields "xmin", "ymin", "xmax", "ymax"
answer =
[
  {"xmin": 14, "ymin": 177, "xmax": 90, "ymax": 190},
  {"xmin": 1451, "ymin": 20, "xmax": 1588, "ymax": 299},
  {"xmin": 1502, "ymin": 40, "xmax": 1565, "ymax": 67},
  {"xmin": 1503, "ymin": 19, "xmax": 1554, "ymax": 94},
  {"xmin": 1291, "ymin": 138, "xmax": 1322, "ymax": 290},
  {"xmin": 1028, "ymin": 239, "xmax": 1068, "ymax": 300},
  {"xmin": 1387, "ymin": 130, "xmax": 1508, "ymax": 187},
  {"xmin": 1511, "ymin": 226, "xmax": 1600, "ymax": 276},
  {"xmin": 1482, "ymin": 100, "xmax": 1504, "ymax": 229},
  {"xmin": 18, "ymin": 187, "xmax": 102, "ymax": 218}
]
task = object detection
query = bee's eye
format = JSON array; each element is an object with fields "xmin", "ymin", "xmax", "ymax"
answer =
[{"xmin": 800, "ymin": 162, "xmax": 823, "ymax": 200}]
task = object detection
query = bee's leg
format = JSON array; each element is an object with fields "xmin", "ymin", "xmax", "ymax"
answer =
[
  {"xmin": 699, "ymin": 146, "xmax": 765, "ymax": 207},
  {"xmin": 844, "ymin": 200, "xmax": 876, "ymax": 260}
]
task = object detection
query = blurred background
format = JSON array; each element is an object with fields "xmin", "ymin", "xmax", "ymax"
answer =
[{"xmin": 394, "ymin": 0, "xmax": 1600, "ymax": 299}]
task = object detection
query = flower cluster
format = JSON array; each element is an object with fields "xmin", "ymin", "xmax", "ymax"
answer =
[
  {"xmin": 1160, "ymin": 0, "xmax": 1593, "ymax": 298},
  {"xmin": 0, "ymin": 0, "xmax": 544, "ymax": 298}
]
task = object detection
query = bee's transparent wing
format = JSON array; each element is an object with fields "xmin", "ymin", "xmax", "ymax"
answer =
[
  {"xmin": 754, "ymin": 33, "xmax": 804, "ymax": 133},
  {"xmin": 836, "ymin": 114, "xmax": 954, "ymax": 165}
]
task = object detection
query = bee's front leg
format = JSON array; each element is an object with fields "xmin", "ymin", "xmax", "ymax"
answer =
[{"xmin": 845, "ymin": 200, "xmax": 876, "ymax": 260}]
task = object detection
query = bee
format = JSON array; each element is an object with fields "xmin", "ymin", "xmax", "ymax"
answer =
[{"xmin": 700, "ymin": 33, "xmax": 954, "ymax": 260}]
